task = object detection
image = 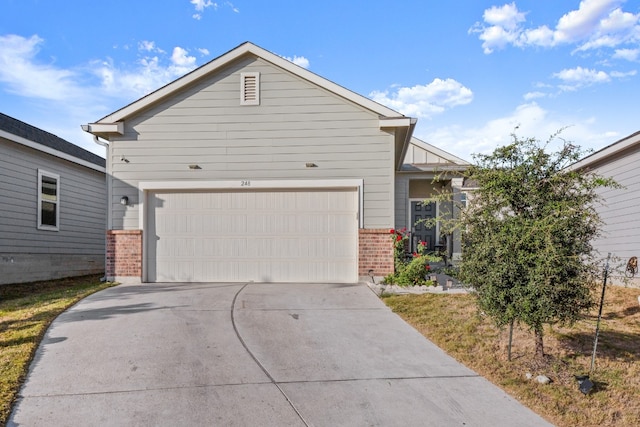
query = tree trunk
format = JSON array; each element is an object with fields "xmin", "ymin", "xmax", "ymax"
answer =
[{"xmin": 534, "ymin": 327, "xmax": 544, "ymax": 359}]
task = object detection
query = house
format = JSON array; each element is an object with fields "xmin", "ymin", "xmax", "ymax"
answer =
[
  {"xmin": 82, "ymin": 42, "xmax": 468, "ymax": 284},
  {"xmin": 0, "ymin": 113, "xmax": 106, "ymax": 285},
  {"xmin": 570, "ymin": 130, "xmax": 640, "ymax": 286}
]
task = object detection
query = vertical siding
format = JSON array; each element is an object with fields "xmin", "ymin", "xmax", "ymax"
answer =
[
  {"xmin": 589, "ymin": 147, "xmax": 640, "ymax": 263},
  {"xmin": 107, "ymin": 56, "xmax": 395, "ymax": 230},
  {"xmin": 0, "ymin": 139, "xmax": 106, "ymax": 283}
]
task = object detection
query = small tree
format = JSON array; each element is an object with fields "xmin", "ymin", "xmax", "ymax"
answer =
[{"xmin": 456, "ymin": 132, "xmax": 617, "ymax": 358}]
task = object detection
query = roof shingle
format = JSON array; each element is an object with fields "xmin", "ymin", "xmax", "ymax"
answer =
[{"xmin": 0, "ymin": 112, "xmax": 105, "ymax": 168}]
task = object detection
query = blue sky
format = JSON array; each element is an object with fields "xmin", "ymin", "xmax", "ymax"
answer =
[{"xmin": 1, "ymin": 0, "xmax": 638, "ymax": 160}]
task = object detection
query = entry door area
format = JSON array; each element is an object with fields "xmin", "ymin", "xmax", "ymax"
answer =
[
  {"xmin": 146, "ymin": 189, "xmax": 358, "ymax": 283},
  {"xmin": 410, "ymin": 201, "xmax": 437, "ymax": 253}
]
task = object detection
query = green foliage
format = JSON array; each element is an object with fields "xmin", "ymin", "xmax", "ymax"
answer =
[
  {"xmin": 383, "ymin": 228, "xmax": 439, "ymax": 286},
  {"xmin": 455, "ymin": 131, "xmax": 618, "ymax": 357}
]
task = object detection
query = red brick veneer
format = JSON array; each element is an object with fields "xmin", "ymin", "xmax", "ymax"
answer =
[
  {"xmin": 359, "ymin": 228, "xmax": 394, "ymax": 277},
  {"xmin": 106, "ymin": 230, "xmax": 142, "ymax": 279}
]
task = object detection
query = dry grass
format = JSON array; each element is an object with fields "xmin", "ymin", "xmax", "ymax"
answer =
[
  {"xmin": 0, "ymin": 275, "xmax": 115, "ymax": 426},
  {"xmin": 383, "ymin": 285, "xmax": 640, "ymax": 427}
]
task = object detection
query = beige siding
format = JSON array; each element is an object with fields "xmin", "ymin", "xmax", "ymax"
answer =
[
  {"xmin": 0, "ymin": 139, "xmax": 106, "ymax": 284},
  {"xmin": 108, "ymin": 56, "xmax": 395, "ymax": 230},
  {"xmin": 404, "ymin": 144, "xmax": 454, "ymax": 164}
]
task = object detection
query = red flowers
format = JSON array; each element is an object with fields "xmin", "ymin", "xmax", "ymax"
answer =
[
  {"xmin": 389, "ymin": 229, "xmax": 395, "ymax": 234},
  {"xmin": 425, "ymin": 265, "xmax": 431, "ymax": 271},
  {"xmin": 396, "ymin": 235, "xmax": 402, "ymax": 242},
  {"xmin": 412, "ymin": 252, "xmax": 418, "ymax": 257}
]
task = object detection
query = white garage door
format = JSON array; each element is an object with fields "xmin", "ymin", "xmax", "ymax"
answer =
[{"xmin": 146, "ymin": 189, "xmax": 358, "ymax": 283}]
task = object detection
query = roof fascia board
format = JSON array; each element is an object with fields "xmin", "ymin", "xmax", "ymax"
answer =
[
  {"xmin": 99, "ymin": 42, "xmax": 403, "ymax": 123},
  {"xmin": 0, "ymin": 129, "xmax": 106, "ymax": 173},
  {"xmin": 396, "ymin": 118, "xmax": 417, "ymax": 171},
  {"xmin": 410, "ymin": 137, "xmax": 471, "ymax": 165},
  {"xmin": 379, "ymin": 117, "xmax": 413, "ymax": 128},
  {"xmin": 84, "ymin": 122, "xmax": 124, "ymax": 135},
  {"xmin": 569, "ymin": 130, "xmax": 640, "ymax": 171}
]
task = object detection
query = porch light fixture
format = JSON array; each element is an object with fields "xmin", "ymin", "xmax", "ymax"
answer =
[
  {"xmin": 120, "ymin": 196, "xmax": 129, "ymax": 206},
  {"xmin": 189, "ymin": 164, "xmax": 201, "ymax": 170},
  {"xmin": 368, "ymin": 269, "xmax": 375, "ymax": 284}
]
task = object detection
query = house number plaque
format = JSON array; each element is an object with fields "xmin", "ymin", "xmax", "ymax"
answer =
[{"xmin": 241, "ymin": 180, "xmax": 251, "ymax": 187}]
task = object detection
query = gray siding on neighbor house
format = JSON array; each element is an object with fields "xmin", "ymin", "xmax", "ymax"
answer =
[
  {"xmin": 0, "ymin": 139, "xmax": 106, "ymax": 284},
  {"xmin": 108, "ymin": 56, "xmax": 396, "ymax": 230},
  {"xmin": 589, "ymin": 146, "xmax": 640, "ymax": 263}
]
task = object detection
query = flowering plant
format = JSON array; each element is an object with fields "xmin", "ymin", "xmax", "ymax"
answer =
[{"xmin": 384, "ymin": 229, "xmax": 440, "ymax": 287}]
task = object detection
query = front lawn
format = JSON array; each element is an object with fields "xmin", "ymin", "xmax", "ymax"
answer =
[
  {"xmin": 383, "ymin": 286, "xmax": 640, "ymax": 427},
  {"xmin": 0, "ymin": 275, "xmax": 115, "ymax": 425}
]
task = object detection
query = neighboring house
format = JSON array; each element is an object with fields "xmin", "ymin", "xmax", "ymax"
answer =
[
  {"xmin": 570, "ymin": 130, "xmax": 640, "ymax": 286},
  {"xmin": 83, "ymin": 42, "xmax": 468, "ymax": 284},
  {"xmin": 0, "ymin": 113, "xmax": 106, "ymax": 285}
]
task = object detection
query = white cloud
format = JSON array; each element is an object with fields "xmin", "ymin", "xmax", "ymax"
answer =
[
  {"xmin": 369, "ymin": 79, "xmax": 473, "ymax": 119},
  {"xmin": 609, "ymin": 69, "xmax": 637, "ymax": 78},
  {"xmin": 281, "ymin": 55, "xmax": 310, "ymax": 69},
  {"xmin": 613, "ymin": 47, "xmax": 639, "ymax": 61},
  {"xmin": 554, "ymin": 66, "xmax": 610, "ymax": 84},
  {"xmin": 171, "ymin": 47, "xmax": 196, "ymax": 68},
  {"xmin": 471, "ymin": 1, "xmax": 640, "ymax": 55},
  {"xmin": 138, "ymin": 40, "xmax": 164, "ymax": 53},
  {"xmin": 0, "ymin": 34, "xmax": 82, "ymax": 101},
  {"xmin": 470, "ymin": 3, "xmax": 526, "ymax": 53},
  {"xmin": 417, "ymin": 102, "xmax": 619, "ymax": 160},
  {"xmin": 197, "ymin": 48, "xmax": 210, "ymax": 56},
  {"xmin": 95, "ymin": 46, "xmax": 198, "ymax": 97},
  {"xmin": 523, "ymin": 91, "xmax": 546, "ymax": 100},
  {"xmin": 190, "ymin": 0, "xmax": 238, "ymax": 19}
]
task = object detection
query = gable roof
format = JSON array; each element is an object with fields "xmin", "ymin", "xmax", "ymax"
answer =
[
  {"xmin": 569, "ymin": 130, "xmax": 640, "ymax": 171},
  {"xmin": 93, "ymin": 42, "xmax": 407, "ymax": 125},
  {"xmin": 400, "ymin": 137, "xmax": 470, "ymax": 172},
  {"xmin": 0, "ymin": 113, "xmax": 105, "ymax": 171},
  {"xmin": 84, "ymin": 41, "xmax": 417, "ymax": 170}
]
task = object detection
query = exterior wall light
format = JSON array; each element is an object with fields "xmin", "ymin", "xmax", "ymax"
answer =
[{"xmin": 120, "ymin": 196, "xmax": 129, "ymax": 206}]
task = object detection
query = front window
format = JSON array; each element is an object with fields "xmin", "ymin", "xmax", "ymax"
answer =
[{"xmin": 38, "ymin": 170, "xmax": 60, "ymax": 230}]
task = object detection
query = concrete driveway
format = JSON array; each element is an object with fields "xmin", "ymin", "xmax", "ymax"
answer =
[{"xmin": 9, "ymin": 282, "xmax": 551, "ymax": 426}]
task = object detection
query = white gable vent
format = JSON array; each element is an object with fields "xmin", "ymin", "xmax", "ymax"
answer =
[{"xmin": 240, "ymin": 72, "xmax": 260, "ymax": 105}]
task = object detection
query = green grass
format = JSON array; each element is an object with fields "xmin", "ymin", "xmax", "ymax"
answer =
[
  {"xmin": 0, "ymin": 275, "xmax": 115, "ymax": 426},
  {"xmin": 383, "ymin": 286, "xmax": 640, "ymax": 426}
]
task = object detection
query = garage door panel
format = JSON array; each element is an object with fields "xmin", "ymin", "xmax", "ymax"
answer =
[{"xmin": 148, "ymin": 189, "xmax": 358, "ymax": 283}]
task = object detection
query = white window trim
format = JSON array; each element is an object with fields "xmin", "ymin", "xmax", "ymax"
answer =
[
  {"xmin": 37, "ymin": 169, "xmax": 60, "ymax": 231},
  {"xmin": 240, "ymin": 72, "xmax": 260, "ymax": 105}
]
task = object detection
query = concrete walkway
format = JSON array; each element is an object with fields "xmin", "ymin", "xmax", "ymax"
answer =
[{"xmin": 9, "ymin": 282, "xmax": 552, "ymax": 426}]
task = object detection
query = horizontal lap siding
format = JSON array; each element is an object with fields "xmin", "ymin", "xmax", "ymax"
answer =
[
  {"xmin": 0, "ymin": 140, "xmax": 106, "ymax": 254},
  {"xmin": 109, "ymin": 56, "xmax": 394, "ymax": 230},
  {"xmin": 590, "ymin": 148, "xmax": 640, "ymax": 260}
]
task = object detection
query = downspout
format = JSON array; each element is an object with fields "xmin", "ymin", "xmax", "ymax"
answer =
[{"xmin": 81, "ymin": 126, "xmax": 110, "ymax": 281}]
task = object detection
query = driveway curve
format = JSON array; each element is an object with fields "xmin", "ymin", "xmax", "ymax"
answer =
[{"xmin": 9, "ymin": 282, "xmax": 552, "ymax": 426}]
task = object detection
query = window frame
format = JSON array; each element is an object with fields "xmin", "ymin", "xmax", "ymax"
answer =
[{"xmin": 37, "ymin": 169, "xmax": 60, "ymax": 231}]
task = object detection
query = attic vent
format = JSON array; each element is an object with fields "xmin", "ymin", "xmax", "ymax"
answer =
[{"xmin": 240, "ymin": 72, "xmax": 260, "ymax": 105}]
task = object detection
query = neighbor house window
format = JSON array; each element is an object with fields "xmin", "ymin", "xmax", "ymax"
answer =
[
  {"xmin": 38, "ymin": 170, "xmax": 60, "ymax": 231},
  {"xmin": 460, "ymin": 192, "xmax": 467, "ymax": 208}
]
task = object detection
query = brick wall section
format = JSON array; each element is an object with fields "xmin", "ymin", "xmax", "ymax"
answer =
[
  {"xmin": 359, "ymin": 228, "xmax": 394, "ymax": 277},
  {"xmin": 106, "ymin": 230, "xmax": 142, "ymax": 278}
]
